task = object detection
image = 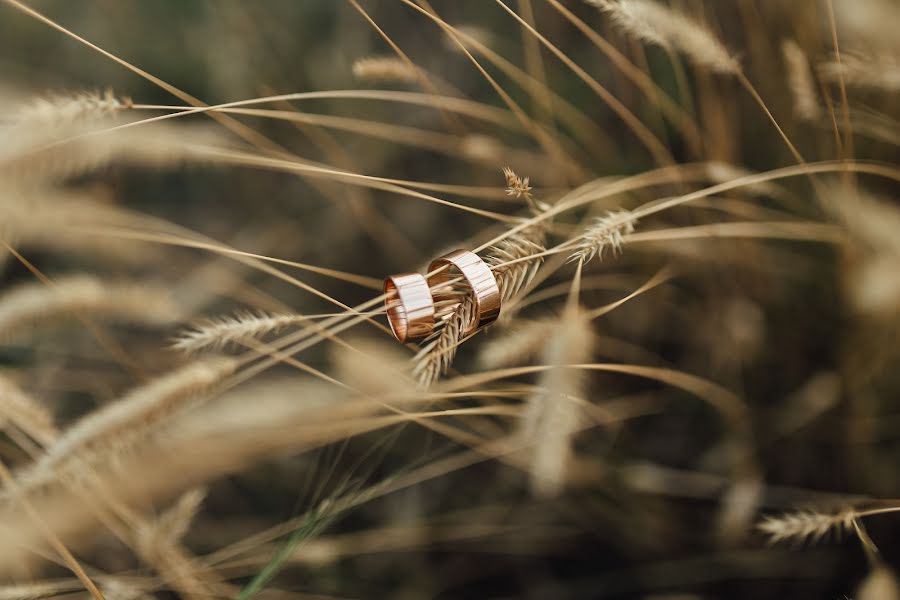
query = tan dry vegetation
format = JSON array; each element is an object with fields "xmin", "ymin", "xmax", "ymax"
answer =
[{"xmin": 0, "ymin": 0, "xmax": 897, "ymax": 598}]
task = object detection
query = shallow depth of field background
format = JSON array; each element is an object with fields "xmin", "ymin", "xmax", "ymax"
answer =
[{"xmin": 1, "ymin": 1, "xmax": 899, "ymax": 599}]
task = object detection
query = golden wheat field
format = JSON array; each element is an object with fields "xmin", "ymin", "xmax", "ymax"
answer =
[{"xmin": 0, "ymin": 0, "xmax": 899, "ymax": 598}]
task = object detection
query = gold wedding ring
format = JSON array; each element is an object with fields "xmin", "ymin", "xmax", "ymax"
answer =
[
  {"xmin": 383, "ymin": 273, "xmax": 435, "ymax": 343},
  {"xmin": 428, "ymin": 249, "xmax": 501, "ymax": 334}
]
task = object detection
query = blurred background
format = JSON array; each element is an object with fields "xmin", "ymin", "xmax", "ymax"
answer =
[{"xmin": 1, "ymin": 1, "xmax": 899, "ymax": 598}]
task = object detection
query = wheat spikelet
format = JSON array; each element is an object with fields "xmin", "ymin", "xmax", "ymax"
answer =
[
  {"xmin": 502, "ymin": 166, "xmax": 549, "ymax": 212},
  {"xmin": 483, "ymin": 230, "xmax": 546, "ymax": 302},
  {"xmin": 351, "ymin": 57, "xmax": 418, "ymax": 83},
  {"xmin": 134, "ymin": 487, "xmax": 207, "ymax": 595},
  {"xmin": 172, "ymin": 311, "xmax": 312, "ymax": 354},
  {"xmin": 413, "ymin": 294, "xmax": 478, "ymax": 388},
  {"xmin": 569, "ymin": 210, "xmax": 637, "ymax": 264},
  {"xmin": 10, "ymin": 90, "xmax": 129, "ymax": 127},
  {"xmin": 152, "ymin": 487, "xmax": 206, "ymax": 545},
  {"xmin": 589, "ymin": 0, "xmax": 741, "ymax": 75},
  {"xmin": 133, "ymin": 487, "xmax": 213, "ymax": 600},
  {"xmin": 0, "ymin": 275, "xmax": 178, "ymax": 342},
  {"xmin": 757, "ymin": 508, "xmax": 856, "ymax": 545},
  {"xmin": 26, "ymin": 357, "xmax": 236, "ymax": 482},
  {"xmin": 782, "ymin": 40, "xmax": 822, "ymax": 121},
  {"xmin": 520, "ymin": 305, "xmax": 593, "ymax": 498},
  {"xmin": 503, "ymin": 166, "xmax": 532, "ymax": 200},
  {"xmin": 0, "ymin": 374, "xmax": 57, "ymax": 445},
  {"xmin": 818, "ymin": 51, "xmax": 900, "ymax": 92},
  {"xmin": 0, "ymin": 378, "xmax": 356, "ymax": 566}
]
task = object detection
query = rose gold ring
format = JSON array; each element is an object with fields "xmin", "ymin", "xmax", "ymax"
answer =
[
  {"xmin": 428, "ymin": 249, "xmax": 501, "ymax": 333},
  {"xmin": 384, "ymin": 272, "xmax": 435, "ymax": 343}
]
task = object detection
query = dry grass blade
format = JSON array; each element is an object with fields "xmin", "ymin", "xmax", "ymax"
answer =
[
  {"xmin": 0, "ymin": 275, "xmax": 178, "ymax": 342},
  {"xmin": 703, "ymin": 162, "xmax": 786, "ymax": 200},
  {"xmin": 569, "ymin": 210, "xmax": 637, "ymax": 264},
  {"xmin": 520, "ymin": 305, "xmax": 593, "ymax": 497},
  {"xmin": 589, "ymin": 0, "xmax": 740, "ymax": 74}
]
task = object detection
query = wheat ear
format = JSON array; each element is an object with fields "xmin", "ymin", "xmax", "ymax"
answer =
[
  {"xmin": 757, "ymin": 508, "xmax": 856, "ymax": 545},
  {"xmin": 413, "ymin": 225, "xmax": 546, "ymax": 387},
  {"xmin": 569, "ymin": 210, "xmax": 637, "ymax": 264},
  {"xmin": 818, "ymin": 51, "xmax": 900, "ymax": 92},
  {"xmin": 521, "ymin": 304, "xmax": 593, "ymax": 497},
  {"xmin": 2, "ymin": 91, "xmax": 223, "ymax": 184},
  {"xmin": 0, "ymin": 275, "xmax": 178, "ymax": 341},
  {"xmin": 352, "ymin": 56, "xmax": 419, "ymax": 83},
  {"xmin": 589, "ymin": 0, "xmax": 740, "ymax": 75},
  {"xmin": 782, "ymin": 40, "xmax": 822, "ymax": 121},
  {"xmin": 172, "ymin": 311, "xmax": 318, "ymax": 354},
  {"xmin": 26, "ymin": 357, "xmax": 236, "ymax": 483}
]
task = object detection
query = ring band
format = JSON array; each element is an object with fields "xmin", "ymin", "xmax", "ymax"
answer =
[
  {"xmin": 384, "ymin": 273, "xmax": 435, "ymax": 342},
  {"xmin": 428, "ymin": 249, "xmax": 501, "ymax": 333}
]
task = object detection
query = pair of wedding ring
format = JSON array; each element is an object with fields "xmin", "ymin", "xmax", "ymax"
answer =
[{"xmin": 384, "ymin": 249, "xmax": 501, "ymax": 343}]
